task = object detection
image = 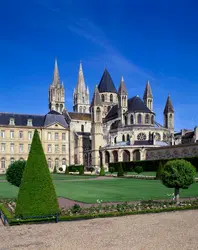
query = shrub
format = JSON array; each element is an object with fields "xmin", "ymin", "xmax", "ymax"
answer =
[
  {"xmin": 6, "ymin": 160, "xmax": 26, "ymax": 187},
  {"xmin": 71, "ymin": 204, "xmax": 81, "ymax": 213},
  {"xmin": 156, "ymin": 161, "xmax": 164, "ymax": 180},
  {"xmin": 65, "ymin": 166, "xmax": 69, "ymax": 175},
  {"xmin": 15, "ymin": 129, "xmax": 59, "ymax": 218},
  {"xmin": 89, "ymin": 167, "xmax": 95, "ymax": 173},
  {"xmin": 99, "ymin": 165, "xmax": 105, "ymax": 176},
  {"xmin": 53, "ymin": 166, "xmax": 57, "ymax": 174},
  {"xmin": 109, "ymin": 167, "xmax": 115, "ymax": 174},
  {"xmin": 59, "ymin": 167, "xmax": 63, "ymax": 172},
  {"xmin": 134, "ymin": 166, "xmax": 143, "ymax": 174},
  {"xmin": 161, "ymin": 159, "xmax": 196, "ymax": 203},
  {"xmin": 117, "ymin": 162, "xmax": 124, "ymax": 177}
]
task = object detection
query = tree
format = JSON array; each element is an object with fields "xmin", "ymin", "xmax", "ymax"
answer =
[
  {"xmin": 99, "ymin": 165, "xmax": 105, "ymax": 176},
  {"xmin": 117, "ymin": 162, "xmax": 124, "ymax": 177},
  {"xmin": 53, "ymin": 166, "xmax": 57, "ymax": 174},
  {"xmin": 134, "ymin": 166, "xmax": 143, "ymax": 174},
  {"xmin": 6, "ymin": 160, "xmax": 26, "ymax": 187},
  {"xmin": 65, "ymin": 166, "xmax": 69, "ymax": 175},
  {"xmin": 15, "ymin": 129, "xmax": 59, "ymax": 218},
  {"xmin": 161, "ymin": 159, "xmax": 196, "ymax": 203},
  {"xmin": 156, "ymin": 161, "xmax": 164, "ymax": 180}
]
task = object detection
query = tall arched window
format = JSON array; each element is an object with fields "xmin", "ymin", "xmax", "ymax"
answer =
[
  {"xmin": 96, "ymin": 107, "xmax": 101, "ymax": 122},
  {"xmin": 55, "ymin": 158, "xmax": 59, "ymax": 168},
  {"xmin": 124, "ymin": 116, "xmax": 128, "ymax": 125},
  {"xmin": 114, "ymin": 137, "xmax": 117, "ymax": 144},
  {"xmin": 62, "ymin": 158, "xmax": 66, "ymax": 166},
  {"xmin": 137, "ymin": 114, "xmax": 142, "ymax": 124},
  {"xmin": 110, "ymin": 94, "xmax": 113, "ymax": 102},
  {"xmin": 101, "ymin": 94, "xmax": 105, "ymax": 102},
  {"xmin": 10, "ymin": 158, "xmax": 15, "ymax": 165},
  {"xmin": 130, "ymin": 115, "xmax": 134, "ymax": 124},
  {"xmin": 1, "ymin": 158, "xmax": 5, "ymax": 168},
  {"xmin": 83, "ymin": 107, "xmax": 86, "ymax": 113},
  {"xmin": 79, "ymin": 106, "xmax": 82, "ymax": 113},
  {"xmin": 127, "ymin": 134, "xmax": 130, "ymax": 141},
  {"xmin": 145, "ymin": 114, "xmax": 149, "ymax": 124},
  {"xmin": 122, "ymin": 134, "xmax": 125, "ymax": 142},
  {"xmin": 81, "ymin": 124, "xmax": 84, "ymax": 132},
  {"xmin": 151, "ymin": 115, "xmax": 154, "ymax": 124},
  {"xmin": 48, "ymin": 158, "xmax": 51, "ymax": 168}
]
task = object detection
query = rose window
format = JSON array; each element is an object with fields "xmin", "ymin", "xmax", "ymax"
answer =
[{"xmin": 137, "ymin": 133, "xmax": 146, "ymax": 141}]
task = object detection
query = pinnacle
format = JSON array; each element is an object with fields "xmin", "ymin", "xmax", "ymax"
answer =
[
  {"xmin": 143, "ymin": 80, "xmax": 152, "ymax": 99},
  {"xmin": 118, "ymin": 76, "xmax": 127, "ymax": 95}
]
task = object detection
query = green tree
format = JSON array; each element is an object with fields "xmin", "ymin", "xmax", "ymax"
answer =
[
  {"xmin": 156, "ymin": 161, "xmax": 164, "ymax": 180},
  {"xmin": 79, "ymin": 165, "xmax": 84, "ymax": 175},
  {"xmin": 6, "ymin": 160, "xmax": 26, "ymax": 187},
  {"xmin": 65, "ymin": 166, "xmax": 69, "ymax": 175},
  {"xmin": 161, "ymin": 159, "xmax": 196, "ymax": 203},
  {"xmin": 117, "ymin": 162, "xmax": 124, "ymax": 177},
  {"xmin": 15, "ymin": 129, "xmax": 59, "ymax": 218},
  {"xmin": 99, "ymin": 165, "xmax": 105, "ymax": 176},
  {"xmin": 53, "ymin": 165, "xmax": 57, "ymax": 174},
  {"xmin": 134, "ymin": 166, "xmax": 143, "ymax": 174}
]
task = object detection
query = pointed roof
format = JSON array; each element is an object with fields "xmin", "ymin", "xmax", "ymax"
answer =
[
  {"xmin": 98, "ymin": 69, "xmax": 117, "ymax": 93},
  {"xmin": 75, "ymin": 61, "xmax": 86, "ymax": 93},
  {"xmin": 53, "ymin": 58, "xmax": 60, "ymax": 86},
  {"xmin": 143, "ymin": 80, "xmax": 153, "ymax": 99},
  {"xmin": 118, "ymin": 76, "xmax": 127, "ymax": 95},
  {"xmin": 164, "ymin": 95, "xmax": 174, "ymax": 114},
  {"xmin": 91, "ymin": 85, "xmax": 102, "ymax": 107}
]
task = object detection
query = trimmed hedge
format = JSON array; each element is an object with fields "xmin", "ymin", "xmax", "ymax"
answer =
[
  {"xmin": 67, "ymin": 165, "xmax": 84, "ymax": 174},
  {"xmin": 109, "ymin": 156, "xmax": 198, "ymax": 173},
  {"xmin": 15, "ymin": 130, "xmax": 59, "ymax": 218},
  {"xmin": 6, "ymin": 160, "xmax": 26, "ymax": 187}
]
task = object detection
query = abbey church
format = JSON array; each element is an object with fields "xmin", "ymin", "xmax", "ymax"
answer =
[{"xmin": 0, "ymin": 59, "xmax": 198, "ymax": 172}]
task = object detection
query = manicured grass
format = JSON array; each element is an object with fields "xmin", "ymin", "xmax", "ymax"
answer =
[
  {"xmin": 51, "ymin": 174, "xmax": 97, "ymax": 180},
  {"xmin": 0, "ymin": 175, "xmax": 6, "ymax": 180},
  {"xmin": 1, "ymin": 177, "xmax": 198, "ymax": 203}
]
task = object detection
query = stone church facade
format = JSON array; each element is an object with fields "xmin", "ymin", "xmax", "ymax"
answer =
[{"xmin": 0, "ymin": 59, "xmax": 197, "ymax": 173}]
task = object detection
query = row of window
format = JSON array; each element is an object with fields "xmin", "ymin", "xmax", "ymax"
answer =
[
  {"xmin": 8, "ymin": 118, "xmax": 33, "ymax": 126},
  {"xmin": 125, "ymin": 114, "xmax": 154, "ymax": 125},
  {"xmin": 101, "ymin": 94, "xmax": 114, "ymax": 102},
  {"xmin": 0, "ymin": 130, "xmax": 66, "ymax": 141},
  {"xmin": 0, "ymin": 158, "xmax": 67, "ymax": 169},
  {"xmin": 0, "ymin": 143, "xmax": 67, "ymax": 154}
]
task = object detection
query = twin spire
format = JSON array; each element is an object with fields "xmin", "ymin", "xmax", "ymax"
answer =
[
  {"xmin": 52, "ymin": 58, "xmax": 63, "ymax": 88},
  {"xmin": 74, "ymin": 61, "xmax": 89, "ymax": 95}
]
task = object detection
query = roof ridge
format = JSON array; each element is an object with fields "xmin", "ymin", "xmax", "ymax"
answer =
[{"xmin": 0, "ymin": 112, "xmax": 45, "ymax": 116}]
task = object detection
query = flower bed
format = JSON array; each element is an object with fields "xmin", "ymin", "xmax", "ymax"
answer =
[{"xmin": 1, "ymin": 198, "xmax": 198, "ymax": 226}]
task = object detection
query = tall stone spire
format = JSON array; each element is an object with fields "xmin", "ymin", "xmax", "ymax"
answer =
[
  {"xmin": 73, "ymin": 61, "xmax": 90, "ymax": 113},
  {"xmin": 91, "ymin": 85, "xmax": 102, "ymax": 107},
  {"xmin": 143, "ymin": 80, "xmax": 153, "ymax": 99},
  {"xmin": 53, "ymin": 58, "xmax": 60, "ymax": 86},
  {"xmin": 164, "ymin": 95, "xmax": 174, "ymax": 114},
  {"xmin": 118, "ymin": 76, "xmax": 127, "ymax": 95}
]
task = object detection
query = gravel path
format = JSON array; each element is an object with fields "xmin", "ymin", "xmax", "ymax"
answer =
[{"xmin": 0, "ymin": 210, "xmax": 198, "ymax": 249}]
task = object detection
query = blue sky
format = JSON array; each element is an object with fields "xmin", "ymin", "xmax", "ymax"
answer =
[{"xmin": 0, "ymin": 0, "xmax": 198, "ymax": 132}]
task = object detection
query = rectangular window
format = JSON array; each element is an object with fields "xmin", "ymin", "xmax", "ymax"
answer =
[
  {"xmin": 1, "ymin": 159, "xmax": 5, "ymax": 168},
  {"xmin": 28, "ymin": 144, "xmax": 31, "ymax": 153},
  {"xmin": 10, "ymin": 130, "xmax": 14, "ymax": 139},
  {"xmin": 48, "ymin": 132, "xmax": 51, "ymax": 140},
  {"xmin": 1, "ymin": 143, "xmax": 5, "ymax": 152},
  {"xmin": 19, "ymin": 131, "xmax": 23, "ymax": 139},
  {"xmin": 55, "ymin": 133, "xmax": 59, "ymax": 140},
  {"xmin": 62, "ymin": 133, "xmax": 66, "ymax": 140},
  {"xmin": 1, "ymin": 130, "xmax": 5, "ymax": 138},
  {"xmin": 10, "ymin": 143, "xmax": 14, "ymax": 153},
  {"xmin": 62, "ymin": 145, "xmax": 66, "ymax": 153},
  {"xmin": 48, "ymin": 144, "xmax": 52, "ymax": 153},
  {"xmin": 55, "ymin": 144, "xmax": 59, "ymax": 153},
  {"xmin": 27, "ymin": 119, "xmax": 32, "ymax": 126},
  {"xmin": 28, "ymin": 131, "xmax": 32, "ymax": 140},
  {"xmin": 19, "ymin": 144, "xmax": 23, "ymax": 153}
]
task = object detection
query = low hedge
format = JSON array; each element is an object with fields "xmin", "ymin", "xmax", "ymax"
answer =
[
  {"xmin": 67, "ymin": 165, "xmax": 84, "ymax": 174},
  {"xmin": 3, "ymin": 205, "xmax": 198, "ymax": 226},
  {"xmin": 109, "ymin": 156, "xmax": 198, "ymax": 173}
]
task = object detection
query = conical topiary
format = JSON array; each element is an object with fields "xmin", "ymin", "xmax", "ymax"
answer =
[
  {"xmin": 99, "ymin": 165, "xmax": 105, "ymax": 176},
  {"xmin": 15, "ymin": 129, "xmax": 59, "ymax": 218},
  {"xmin": 117, "ymin": 162, "xmax": 124, "ymax": 177}
]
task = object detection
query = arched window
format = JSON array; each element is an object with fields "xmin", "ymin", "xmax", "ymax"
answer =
[
  {"xmin": 82, "ymin": 96, "xmax": 85, "ymax": 103},
  {"xmin": 48, "ymin": 158, "xmax": 52, "ymax": 168},
  {"xmin": 114, "ymin": 137, "xmax": 117, "ymax": 144},
  {"xmin": 101, "ymin": 94, "xmax": 105, "ymax": 102},
  {"xmin": 55, "ymin": 158, "xmax": 59, "ymax": 168},
  {"xmin": 127, "ymin": 134, "xmax": 130, "ymax": 141},
  {"xmin": 123, "ymin": 150, "xmax": 130, "ymax": 162},
  {"xmin": 1, "ymin": 158, "xmax": 5, "ymax": 168},
  {"xmin": 60, "ymin": 104, "xmax": 63, "ymax": 113},
  {"xmin": 62, "ymin": 158, "xmax": 66, "ymax": 166},
  {"xmin": 124, "ymin": 116, "xmax": 128, "ymax": 125},
  {"xmin": 56, "ymin": 104, "xmax": 59, "ymax": 112},
  {"xmin": 122, "ymin": 134, "xmax": 125, "ymax": 141},
  {"xmin": 145, "ymin": 114, "xmax": 149, "ymax": 124},
  {"xmin": 96, "ymin": 107, "xmax": 101, "ymax": 122},
  {"xmin": 81, "ymin": 124, "xmax": 84, "ymax": 132},
  {"xmin": 79, "ymin": 106, "xmax": 82, "ymax": 113},
  {"xmin": 10, "ymin": 158, "xmax": 15, "ymax": 165},
  {"xmin": 151, "ymin": 115, "xmax": 154, "ymax": 124},
  {"xmin": 130, "ymin": 115, "xmax": 134, "ymax": 124},
  {"xmin": 110, "ymin": 94, "xmax": 113, "ymax": 102},
  {"xmin": 137, "ymin": 114, "xmax": 142, "ymax": 124},
  {"xmin": 83, "ymin": 106, "xmax": 86, "ymax": 113}
]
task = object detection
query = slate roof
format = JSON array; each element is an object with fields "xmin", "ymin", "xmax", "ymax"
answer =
[
  {"xmin": 164, "ymin": 95, "xmax": 174, "ymax": 114},
  {"xmin": 133, "ymin": 140, "xmax": 153, "ymax": 145},
  {"xmin": 91, "ymin": 86, "xmax": 102, "ymax": 107},
  {"xmin": 118, "ymin": 77, "xmax": 127, "ymax": 95},
  {"xmin": 98, "ymin": 69, "xmax": 117, "ymax": 93},
  {"xmin": 182, "ymin": 131, "xmax": 194, "ymax": 139},
  {"xmin": 68, "ymin": 112, "xmax": 91, "ymax": 121},
  {"xmin": 128, "ymin": 96, "xmax": 152, "ymax": 113},
  {"xmin": 0, "ymin": 111, "xmax": 69, "ymax": 128},
  {"xmin": 105, "ymin": 105, "xmax": 118, "ymax": 121},
  {"xmin": 143, "ymin": 81, "xmax": 153, "ymax": 99}
]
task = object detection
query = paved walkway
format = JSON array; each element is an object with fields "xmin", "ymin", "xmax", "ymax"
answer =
[{"xmin": 0, "ymin": 210, "xmax": 198, "ymax": 249}]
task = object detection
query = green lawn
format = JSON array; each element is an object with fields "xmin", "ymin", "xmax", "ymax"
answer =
[
  {"xmin": 1, "ymin": 178, "xmax": 198, "ymax": 203},
  {"xmin": 51, "ymin": 174, "xmax": 97, "ymax": 181}
]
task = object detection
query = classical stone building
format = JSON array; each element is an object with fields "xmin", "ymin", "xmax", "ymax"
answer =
[{"xmin": 0, "ymin": 59, "xmax": 197, "ymax": 173}]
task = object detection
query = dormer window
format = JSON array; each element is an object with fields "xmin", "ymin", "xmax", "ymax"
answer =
[
  {"xmin": 9, "ymin": 118, "xmax": 15, "ymax": 126},
  {"xmin": 27, "ymin": 119, "xmax": 32, "ymax": 126}
]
